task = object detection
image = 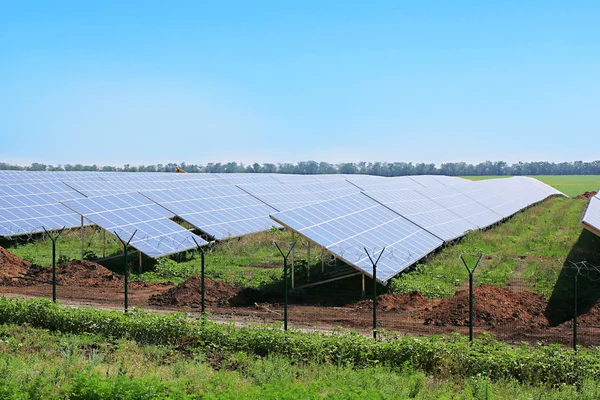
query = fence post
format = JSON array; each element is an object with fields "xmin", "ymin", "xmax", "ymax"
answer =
[
  {"xmin": 365, "ymin": 248, "xmax": 385, "ymax": 339},
  {"xmin": 460, "ymin": 252, "xmax": 483, "ymax": 342},
  {"xmin": 573, "ymin": 272, "xmax": 578, "ymax": 351},
  {"xmin": 43, "ymin": 227, "xmax": 65, "ymax": 303},
  {"xmin": 275, "ymin": 241, "xmax": 297, "ymax": 331},
  {"xmin": 192, "ymin": 237, "xmax": 206, "ymax": 315},
  {"xmin": 114, "ymin": 230, "xmax": 137, "ymax": 313}
]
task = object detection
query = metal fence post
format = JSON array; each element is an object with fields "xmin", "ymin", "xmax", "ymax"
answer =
[
  {"xmin": 43, "ymin": 227, "xmax": 65, "ymax": 303},
  {"xmin": 573, "ymin": 272, "xmax": 578, "ymax": 351},
  {"xmin": 192, "ymin": 238, "xmax": 206, "ymax": 315},
  {"xmin": 365, "ymin": 248, "xmax": 385, "ymax": 339},
  {"xmin": 115, "ymin": 230, "xmax": 137, "ymax": 313},
  {"xmin": 275, "ymin": 241, "xmax": 297, "ymax": 331},
  {"xmin": 461, "ymin": 252, "xmax": 483, "ymax": 342}
]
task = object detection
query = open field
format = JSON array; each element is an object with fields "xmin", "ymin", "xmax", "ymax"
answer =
[{"xmin": 462, "ymin": 175, "xmax": 600, "ymax": 197}]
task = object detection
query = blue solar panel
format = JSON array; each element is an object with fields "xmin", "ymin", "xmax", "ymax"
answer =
[
  {"xmin": 270, "ymin": 193, "xmax": 443, "ymax": 283},
  {"xmin": 61, "ymin": 192, "xmax": 206, "ymax": 257},
  {"xmin": 142, "ymin": 186, "xmax": 280, "ymax": 239},
  {"xmin": 364, "ymin": 188, "xmax": 476, "ymax": 241},
  {"xmin": 581, "ymin": 193, "xmax": 600, "ymax": 236},
  {"xmin": 0, "ymin": 182, "xmax": 86, "ymax": 236}
]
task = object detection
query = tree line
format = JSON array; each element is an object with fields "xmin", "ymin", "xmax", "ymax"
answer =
[{"xmin": 1, "ymin": 160, "xmax": 599, "ymax": 176}]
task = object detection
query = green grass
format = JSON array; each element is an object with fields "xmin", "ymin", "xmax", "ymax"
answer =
[
  {"xmin": 5, "ymin": 227, "xmax": 122, "ymax": 267},
  {"xmin": 462, "ymin": 175, "xmax": 600, "ymax": 197},
  {"xmin": 5, "ymin": 297, "xmax": 600, "ymax": 398},
  {"xmin": 4, "ymin": 322, "xmax": 599, "ymax": 399},
  {"xmin": 389, "ymin": 196, "xmax": 600, "ymax": 299}
]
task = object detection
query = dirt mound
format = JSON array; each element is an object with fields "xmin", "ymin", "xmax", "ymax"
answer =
[
  {"xmin": 149, "ymin": 276, "xmax": 247, "ymax": 308},
  {"xmin": 23, "ymin": 260, "xmax": 125, "ymax": 288},
  {"xmin": 354, "ymin": 291, "xmax": 431, "ymax": 311},
  {"xmin": 0, "ymin": 246, "xmax": 32, "ymax": 283},
  {"xmin": 576, "ymin": 191, "xmax": 597, "ymax": 200},
  {"xmin": 425, "ymin": 284, "xmax": 548, "ymax": 328}
]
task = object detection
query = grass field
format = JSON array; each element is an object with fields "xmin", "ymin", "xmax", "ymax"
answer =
[
  {"xmin": 389, "ymin": 196, "xmax": 600, "ymax": 298},
  {"xmin": 462, "ymin": 175, "xmax": 600, "ymax": 197}
]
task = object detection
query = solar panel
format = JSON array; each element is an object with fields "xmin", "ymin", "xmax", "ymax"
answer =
[
  {"xmin": 0, "ymin": 182, "xmax": 86, "ymax": 236},
  {"xmin": 270, "ymin": 193, "xmax": 443, "ymax": 283},
  {"xmin": 61, "ymin": 192, "xmax": 207, "ymax": 257},
  {"xmin": 364, "ymin": 188, "xmax": 476, "ymax": 241},
  {"xmin": 141, "ymin": 186, "xmax": 280, "ymax": 239},
  {"xmin": 581, "ymin": 192, "xmax": 600, "ymax": 237},
  {"xmin": 241, "ymin": 181, "xmax": 361, "ymax": 212},
  {"xmin": 414, "ymin": 185, "xmax": 503, "ymax": 229},
  {"xmin": 407, "ymin": 175, "xmax": 445, "ymax": 187}
]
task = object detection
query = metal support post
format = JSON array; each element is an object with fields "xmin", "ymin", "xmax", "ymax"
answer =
[
  {"xmin": 275, "ymin": 241, "xmax": 297, "ymax": 331},
  {"xmin": 307, "ymin": 242, "xmax": 310, "ymax": 282},
  {"xmin": 80, "ymin": 216, "xmax": 85, "ymax": 260},
  {"xmin": 115, "ymin": 230, "xmax": 137, "ymax": 313},
  {"xmin": 460, "ymin": 252, "xmax": 483, "ymax": 342},
  {"xmin": 362, "ymin": 273, "xmax": 366, "ymax": 298},
  {"xmin": 192, "ymin": 237, "xmax": 206, "ymax": 315},
  {"xmin": 573, "ymin": 273, "xmax": 578, "ymax": 351},
  {"xmin": 291, "ymin": 233, "xmax": 295, "ymax": 289},
  {"xmin": 365, "ymin": 248, "xmax": 385, "ymax": 339},
  {"xmin": 43, "ymin": 227, "xmax": 65, "ymax": 303},
  {"xmin": 138, "ymin": 251, "xmax": 143, "ymax": 273}
]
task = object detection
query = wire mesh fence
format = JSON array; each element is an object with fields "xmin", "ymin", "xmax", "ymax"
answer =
[{"xmin": 1, "ymin": 230, "xmax": 600, "ymax": 349}]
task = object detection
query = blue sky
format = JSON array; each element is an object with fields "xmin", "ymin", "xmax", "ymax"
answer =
[{"xmin": 1, "ymin": 1, "xmax": 598, "ymax": 167}]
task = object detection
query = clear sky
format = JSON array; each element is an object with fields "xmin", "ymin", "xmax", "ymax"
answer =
[{"xmin": 1, "ymin": 1, "xmax": 598, "ymax": 167}]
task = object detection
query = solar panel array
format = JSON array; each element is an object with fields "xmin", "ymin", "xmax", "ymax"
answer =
[
  {"xmin": 0, "ymin": 171, "xmax": 564, "ymax": 266},
  {"xmin": 580, "ymin": 191, "xmax": 600, "ymax": 237},
  {"xmin": 271, "ymin": 177, "xmax": 564, "ymax": 283},
  {"xmin": 62, "ymin": 193, "xmax": 207, "ymax": 257},
  {"xmin": 0, "ymin": 182, "xmax": 87, "ymax": 236}
]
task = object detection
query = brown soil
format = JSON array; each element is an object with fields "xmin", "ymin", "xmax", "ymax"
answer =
[
  {"xmin": 425, "ymin": 284, "xmax": 548, "ymax": 329},
  {"xmin": 353, "ymin": 291, "xmax": 432, "ymax": 311},
  {"xmin": 576, "ymin": 191, "xmax": 597, "ymax": 200},
  {"xmin": 148, "ymin": 276, "xmax": 263, "ymax": 308},
  {"xmin": 0, "ymin": 246, "xmax": 32, "ymax": 283}
]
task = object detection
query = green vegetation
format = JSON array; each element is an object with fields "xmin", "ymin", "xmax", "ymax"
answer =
[
  {"xmin": 4, "ymin": 322, "xmax": 600, "ymax": 399},
  {"xmin": 5, "ymin": 227, "xmax": 122, "ymax": 267},
  {"xmin": 389, "ymin": 197, "xmax": 600, "ymax": 299},
  {"xmin": 463, "ymin": 175, "xmax": 600, "ymax": 197},
  {"xmin": 3, "ymin": 296, "xmax": 600, "ymax": 398},
  {"xmin": 134, "ymin": 231, "xmax": 291, "ymax": 287}
]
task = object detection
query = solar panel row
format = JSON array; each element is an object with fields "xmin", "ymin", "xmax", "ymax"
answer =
[
  {"xmin": 0, "ymin": 172, "xmax": 563, "ymax": 265},
  {"xmin": 270, "ymin": 177, "xmax": 564, "ymax": 283}
]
